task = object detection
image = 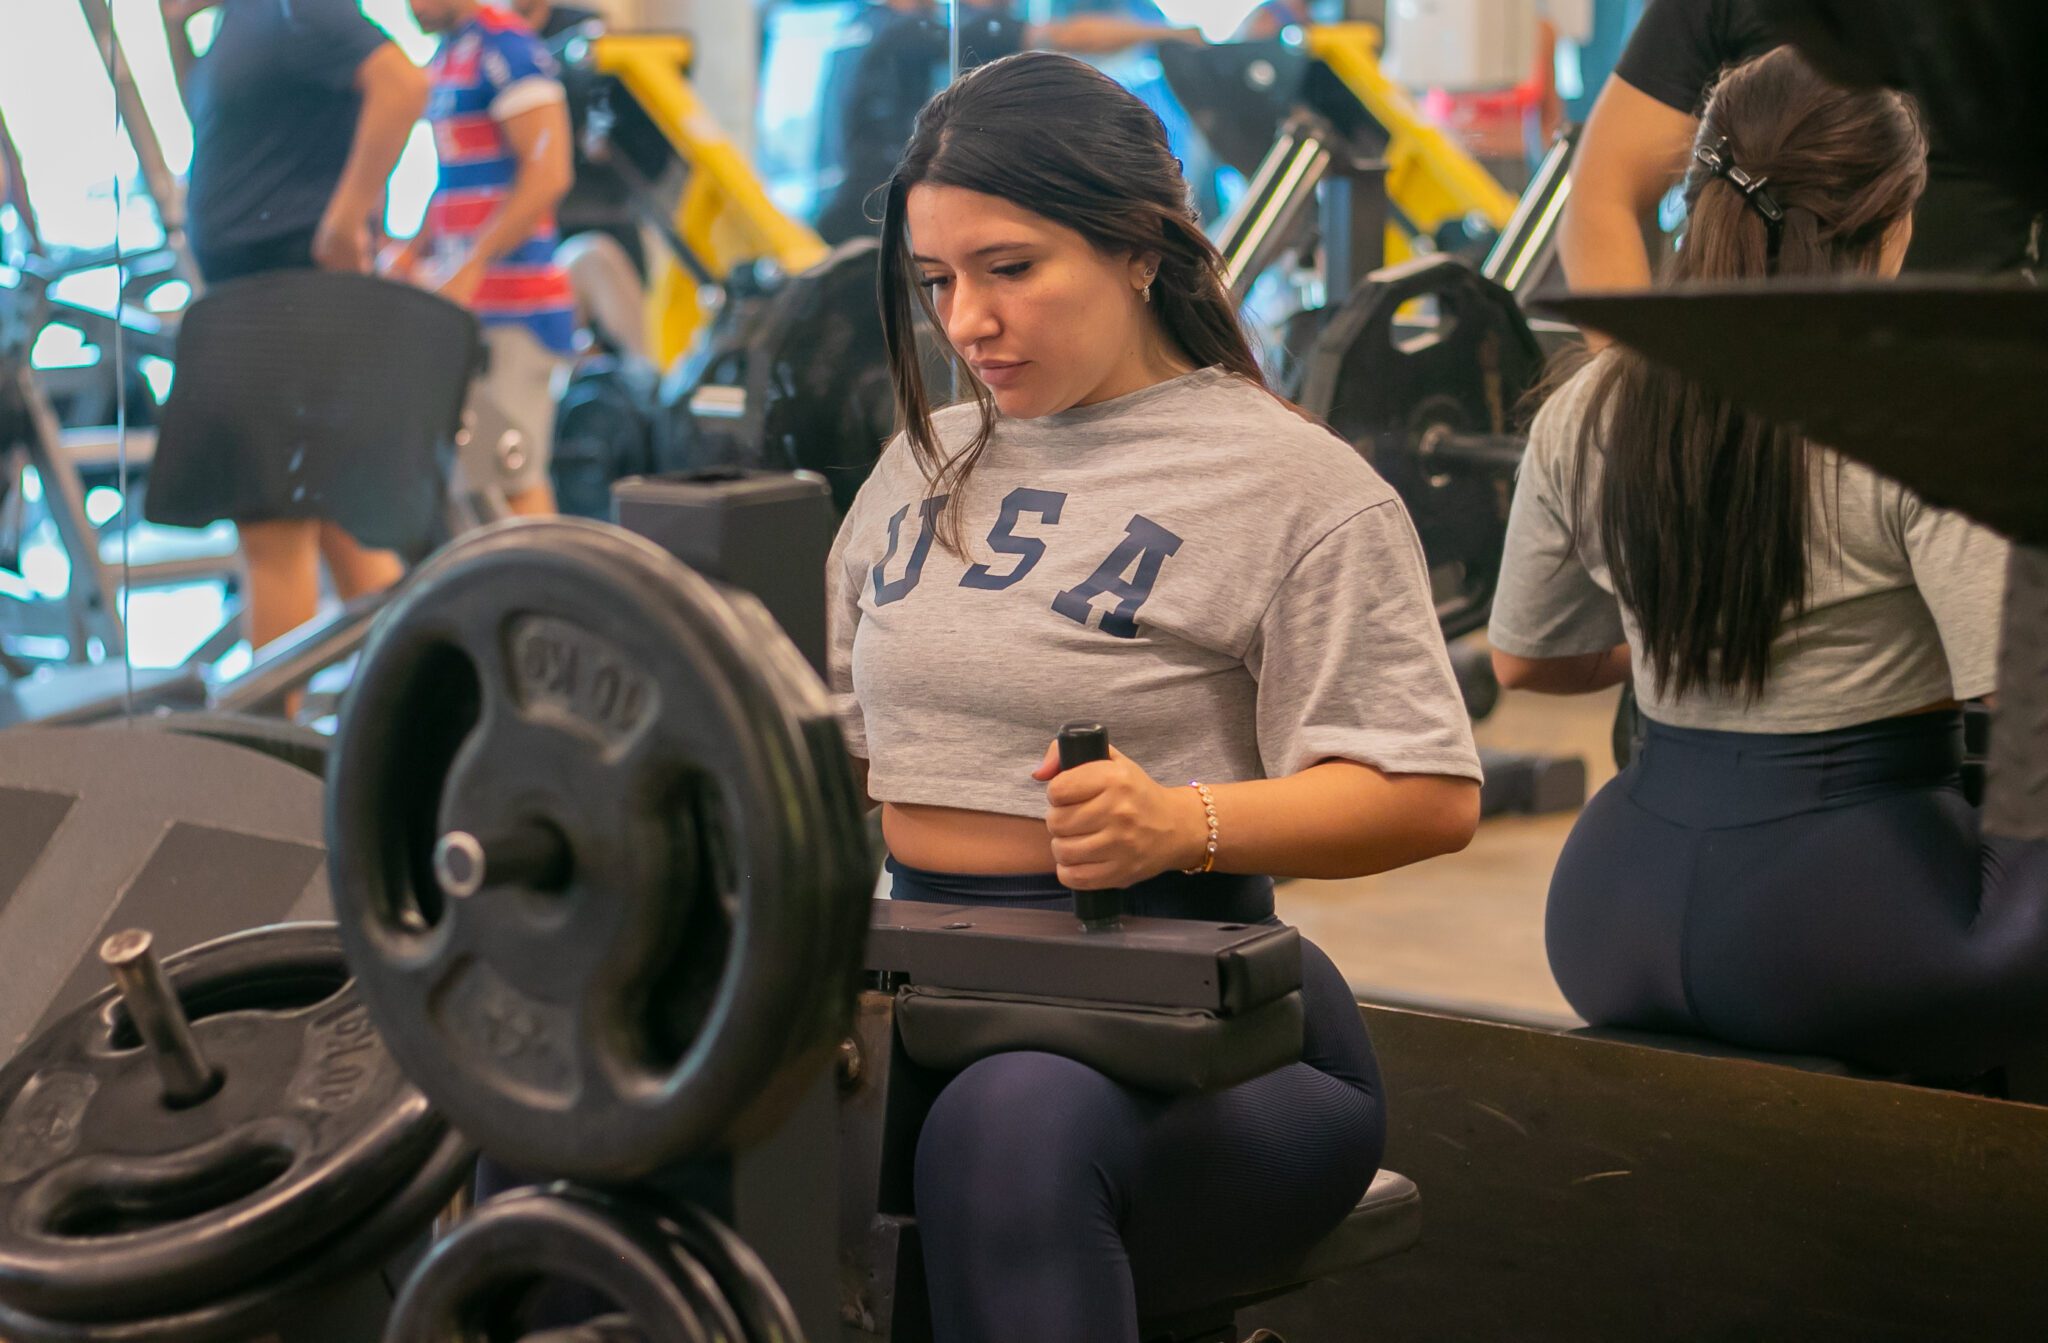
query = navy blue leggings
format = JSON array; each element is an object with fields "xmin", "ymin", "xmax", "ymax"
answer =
[
  {"xmin": 888, "ymin": 860, "xmax": 1384, "ymax": 1343},
  {"xmin": 1549, "ymin": 710, "xmax": 2048, "ymax": 1077}
]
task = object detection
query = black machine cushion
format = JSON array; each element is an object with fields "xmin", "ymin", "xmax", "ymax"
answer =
[{"xmin": 893, "ymin": 983, "xmax": 1306, "ymax": 1095}]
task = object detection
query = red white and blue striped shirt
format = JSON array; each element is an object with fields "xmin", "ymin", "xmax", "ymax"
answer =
[{"xmin": 424, "ymin": 6, "xmax": 576, "ymax": 354}]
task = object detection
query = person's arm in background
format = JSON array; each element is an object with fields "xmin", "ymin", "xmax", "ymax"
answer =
[
  {"xmin": 1557, "ymin": 0, "xmax": 1740, "ymax": 345},
  {"xmin": 1493, "ymin": 643, "xmax": 1632, "ymax": 693},
  {"xmin": 1028, "ymin": 15, "xmax": 1206, "ymax": 54},
  {"xmin": 431, "ymin": 24, "xmax": 573, "ymax": 305},
  {"xmin": 1556, "ymin": 76, "xmax": 1696, "ymax": 299},
  {"xmin": 381, "ymin": 222, "xmax": 434, "ymax": 282},
  {"xmin": 314, "ymin": 45, "xmax": 430, "ymax": 274},
  {"xmin": 436, "ymin": 97, "xmax": 573, "ymax": 304},
  {"xmin": 1532, "ymin": 17, "xmax": 1564, "ymax": 146},
  {"xmin": 1232, "ymin": 0, "xmax": 1309, "ymax": 43}
]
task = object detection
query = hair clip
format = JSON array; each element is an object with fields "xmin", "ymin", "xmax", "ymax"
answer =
[{"xmin": 1694, "ymin": 138, "xmax": 1785, "ymax": 225}]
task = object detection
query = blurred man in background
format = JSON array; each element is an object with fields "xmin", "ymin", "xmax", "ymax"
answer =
[{"xmin": 390, "ymin": 0, "xmax": 575, "ymax": 517}]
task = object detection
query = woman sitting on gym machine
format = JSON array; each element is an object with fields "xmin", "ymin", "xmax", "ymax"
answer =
[
  {"xmin": 1490, "ymin": 46, "xmax": 2048, "ymax": 1079},
  {"xmin": 827, "ymin": 51, "xmax": 1482, "ymax": 1343}
]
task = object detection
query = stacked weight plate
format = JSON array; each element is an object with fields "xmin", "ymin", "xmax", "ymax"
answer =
[
  {"xmin": 0, "ymin": 925, "xmax": 473, "ymax": 1342},
  {"xmin": 326, "ymin": 517, "xmax": 873, "ymax": 1183},
  {"xmin": 325, "ymin": 517, "xmax": 875, "ymax": 1339}
]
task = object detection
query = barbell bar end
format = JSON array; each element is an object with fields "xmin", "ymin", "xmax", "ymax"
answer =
[
  {"xmin": 433, "ymin": 831, "xmax": 488, "ymax": 901},
  {"xmin": 433, "ymin": 824, "xmax": 573, "ymax": 902},
  {"xmin": 100, "ymin": 928, "xmax": 221, "ymax": 1108}
]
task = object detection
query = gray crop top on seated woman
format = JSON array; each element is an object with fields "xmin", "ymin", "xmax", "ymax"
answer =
[
  {"xmin": 827, "ymin": 366, "xmax": 1483, "ymax": 820},
  {"xmin": 1490, "ymin": 358, "xmax": 2009, "ymax": 734}
]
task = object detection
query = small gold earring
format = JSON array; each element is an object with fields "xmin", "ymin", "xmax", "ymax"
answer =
[{"xmin": 1142, "ymin": 282, "xmax": 1154, "ymax": 304}]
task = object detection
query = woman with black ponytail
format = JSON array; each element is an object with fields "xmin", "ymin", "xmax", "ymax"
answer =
[
  {"xmin": 827, "ymin": 51, "xmax": 1483, "ymax": 1343},
  {"xmin": 1492, "ymin": 47, "xmax": 2047, "ymax": 1078}
]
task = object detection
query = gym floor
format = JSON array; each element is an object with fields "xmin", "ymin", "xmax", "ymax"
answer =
[{"xmin": 1279, "ymin": 642, "xmax": 1621, "ymax": 1027}]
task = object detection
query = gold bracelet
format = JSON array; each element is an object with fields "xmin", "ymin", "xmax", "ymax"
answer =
[{"xmin": 1182, "ymin": 782, "xmax": 1218, "ymax": 875}]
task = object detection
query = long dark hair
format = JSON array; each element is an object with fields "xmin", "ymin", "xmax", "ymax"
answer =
[
  {"xmin": 1568, "ymin": 47, "xmax": 1925, "ymax": 701},
  {"xmin": 877, "ymin": 52, "xmax": 1264, "ymax": 552}
]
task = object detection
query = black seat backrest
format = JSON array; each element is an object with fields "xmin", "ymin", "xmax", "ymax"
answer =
[{"xmin": 146, "ymin": 271, "xmax": 481, "ymax": 560}]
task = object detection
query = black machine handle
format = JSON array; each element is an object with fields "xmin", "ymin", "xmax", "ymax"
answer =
[{"xmin": 1056, "ymin": 722, "xmax": 1122, "ymax": 933}]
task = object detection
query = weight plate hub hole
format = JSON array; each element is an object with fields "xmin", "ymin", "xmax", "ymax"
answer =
[{"xmin": 40, "ymin": 1144, "xmax": 294, "ymax": 1239}]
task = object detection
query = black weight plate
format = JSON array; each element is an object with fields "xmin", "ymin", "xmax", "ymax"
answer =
[
  {"xmin": 711, "ymin": 595, "xmax": 875, "ymax": 1135},
  {"xmin": 750, "ymin": 241, "xmax": 903, "ymax": 514},
  {"xmin": 523, "ymin": 1315, "xmax": 645, "ymax": 1343},
  {"xmin": 1297, "ymin": 255, "xmax": 1545, "ymax": 640},
  {"xmin": 0, "ymin": 1126, "xmax": 474, "ymax": 1343},
  {"xmin": 609, "ymin": 526, "xmax": 868, "ymax": 1160},
  {"xmin": 552, "ymin": 357, "xmax": 657, "ymax": 521},
  {"xmin": 663, "ymin": 240, "xmax": 943, "ymax": 515},
  {"xmin": 1156, "ymin": 40, "xmax": 1311, "ymax": 178},
  {"xmin": 663, "ymin": 1202, "xmax": 803, "ymax": 1343},
  {"xmin": 580, "ymin": 523, "xmax": 869, "ymax": 1155},
  {"xmin": 328, "ymin": 518, "xmax": 868, "ymax": 1181},
  {"xmin": 0, "ymin": 924, "xmax": 444, "ymax": 1321},
  {"xmin": 385, "ymin": 1185, "xmax": 744, "ymax": 1343}
]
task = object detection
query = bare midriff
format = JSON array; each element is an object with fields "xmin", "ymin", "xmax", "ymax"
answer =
[
  {"xmin": 1910, "ymin": 699, "xmax": 1964, "ymax": 715},
  {"xmin": 881, "ymin": 802, "xmax": 1057, "ymax": 875}
]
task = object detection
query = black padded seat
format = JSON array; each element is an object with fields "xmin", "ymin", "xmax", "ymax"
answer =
[{"xmin": 1138, "ymin": 1169, "xmax": 1422, "ymax": 1343}]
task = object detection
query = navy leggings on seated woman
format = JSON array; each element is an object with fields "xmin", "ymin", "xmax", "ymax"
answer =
[
  {"xmin": 1549, "ymin": 710, "xmax": 2048, "ymax": 1078},
  {"xmin": 888, "ymin": 860, "xmax": 1383, "ymax": 1343}
]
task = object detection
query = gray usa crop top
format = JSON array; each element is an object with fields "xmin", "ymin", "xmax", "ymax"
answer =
[{"xmin": 827, "ymin": 366, "xmax": 1483, "ymax": 820}]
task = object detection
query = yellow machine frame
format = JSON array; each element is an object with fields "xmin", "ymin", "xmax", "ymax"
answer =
[
  {"xmin": 587, "ymin": 34, "xmax": 828, "ymax": 367},
  {"xmin": 1303, "ymin": 24, "xmax": 1521, "ymax": 264}
]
